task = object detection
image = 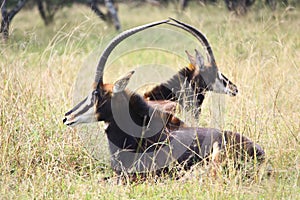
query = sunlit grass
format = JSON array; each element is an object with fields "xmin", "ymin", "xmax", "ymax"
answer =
[{"xmin": 0, "ymin": 2, "xmax": 299, "ymax": 199}]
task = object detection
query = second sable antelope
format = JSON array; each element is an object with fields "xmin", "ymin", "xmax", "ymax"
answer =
[
  {"xmin": 63, "ymin": 20, "xmax": 264, "ymax": 175},
  {"xmin": 144, "ymin": 18, "xmax": 238, "ymax": 118}
]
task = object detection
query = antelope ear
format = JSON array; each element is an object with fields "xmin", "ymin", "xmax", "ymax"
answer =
[
  {"xmin": 113, "ymin": 71, "xmax": 135, "ymax": 93},
  {"xmin": 185, "ymin": 50, "xmax": 196, "ymax": 70},
  {"xmin": 195, "ymin": 49, "xmax": 205, "ymax": 71}
]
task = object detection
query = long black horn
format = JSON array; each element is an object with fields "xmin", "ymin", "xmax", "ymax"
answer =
[
  {"xmin": 95, "ymin": 19, "xmax": 170, "ymax": 86},
  {"xmin": 166, "ymin": 18, "xmax": 217, "ymax": 67}
]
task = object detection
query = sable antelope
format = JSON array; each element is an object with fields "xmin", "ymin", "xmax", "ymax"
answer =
[
  {"xmin": 64, "ymin": 70, "xmax": 264, "ymax": 174},
  {"xmin": 63, "ymin": 20, "xmax": 264, "ymax": 175},
  {"xmin": 144, "ymin": 18, "xmax": 238, "ymax": 118}
]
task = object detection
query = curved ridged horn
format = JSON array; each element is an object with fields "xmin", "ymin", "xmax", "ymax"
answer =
[
  {"xmin": 94, "ymin": 19, "xmax": 170, "ymax": 86},
  {"xmin": 166, "ymin": 18, "xmax": 217, "ymax": 67}
]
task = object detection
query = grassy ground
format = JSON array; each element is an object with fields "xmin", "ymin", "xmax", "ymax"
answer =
[{"xmin": 1, "ymin": 2, "xmax": 299, "ymax": 199}]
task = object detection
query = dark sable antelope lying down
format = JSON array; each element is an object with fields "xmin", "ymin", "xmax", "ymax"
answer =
[
  {"xmin": 64, "ymin": 71, "xmax": 264, "ymax": 174},
  {"xmin": 63, "ymin": 19, "xmax": 264, "ymax": 175}
]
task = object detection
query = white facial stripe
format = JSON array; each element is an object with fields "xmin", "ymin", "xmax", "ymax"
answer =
[
  {"xmin": 224, "ymin": 87, "xmax": 230, "ymax": 95},
  {"xmin": 213, "ymin": 71, "xmax": 234, "ymax": 95},
  {"xmin": 76, "ymin": 106, "xmax": 97, "ymax": 123},
  {"xmin": 64, "ymin": 92, "xmax": 97, "ymax": 126},
  {"xmin": 72, "ymin": 92, "xmax": 93, "ymax": 116},
  {"xmin": 65, "ymin": 105, "xmax": 97, "ymax": 126},
  {"xmin": 218, "ymin": 71, "xmax": 224, "ymax": 81}
]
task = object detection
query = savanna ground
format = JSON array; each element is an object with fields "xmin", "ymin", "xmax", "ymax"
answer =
[{"xmin": 1, "ymin": 2, "xmax": 299, "ymax": 199}]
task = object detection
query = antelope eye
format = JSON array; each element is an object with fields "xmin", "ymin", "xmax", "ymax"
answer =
[
  {"xmin": 91, "ymin": 90, "xmax": 100, "ymax": 103},
  {"xmin": 93, "ymin": 90, "xmax": 99, "ymax": 96}
]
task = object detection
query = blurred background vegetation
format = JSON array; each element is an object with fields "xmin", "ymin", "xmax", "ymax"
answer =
[{"xmin": 1, "ymin": 0, "xmax": 299, "ymax": 40}]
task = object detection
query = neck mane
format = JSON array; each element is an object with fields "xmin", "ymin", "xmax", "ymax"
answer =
[{"xmin": 105, "ymin": 91, "xmax": 170, "ymax": 154}]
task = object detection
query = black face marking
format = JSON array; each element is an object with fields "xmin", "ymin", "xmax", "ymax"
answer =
[
  {"xmin": 92, "ymin": 90, "xmax": 99, "ymax": 96},
  {"xmin": 93, "ymin": 89, "xmax": 104, "ymax": 105},
  {"xmin": 65, "ymin": 96, "xmax": 88, "ymax": 116},
  {"xmin": 220, "ymin": 73, "xmax": 229, "ymax": 84},
  {"xmin": 66, "ymin": 121, "xmax": 76, "ymax": 126},
  {"xmin": 73, "ymin": 91, "xmax": 100, "ymax": 118},
  {"xmin": 64, "ymin": 89, "xmax": 102, "ymax": 122},
  {"xmin": 74, "ymin": 104, "xmax": 93, "ymax": 118},
  {"xmin": 221, "ymin": 73, "xmax": 238, "ymax": 91}
]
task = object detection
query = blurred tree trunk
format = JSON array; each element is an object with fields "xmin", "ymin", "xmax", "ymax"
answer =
[
  {"xmin": 1, "ymin": 0, "xmax": 27, "ymax": 40},
  {"xmin": 36, "ymin": 0, "xmax": 60, "ymax": 25}
]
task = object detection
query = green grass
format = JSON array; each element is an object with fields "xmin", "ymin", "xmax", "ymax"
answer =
[{"xmin": 1, "ymin": 2, "xmax": 299, "ymax": 199}]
